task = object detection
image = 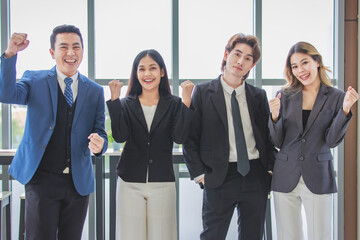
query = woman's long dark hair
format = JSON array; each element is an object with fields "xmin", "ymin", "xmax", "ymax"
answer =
[{"xmin": 126, "ymin": 49, "xmax": 171, "ymax": 96}]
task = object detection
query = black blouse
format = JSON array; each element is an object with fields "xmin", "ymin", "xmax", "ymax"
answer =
[{"xmin": 302, "ymin": 109, "xmax": 311, "ymax": 128}]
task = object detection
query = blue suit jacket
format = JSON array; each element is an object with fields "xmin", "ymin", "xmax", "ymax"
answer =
[{"xmin": 0, "ymin": 55, "xmax": 108, "ymax": 196}]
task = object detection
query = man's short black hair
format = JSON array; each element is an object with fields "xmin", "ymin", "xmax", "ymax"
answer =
[{"xmin": 50, "ymin": 24, "xmax": 83, "ymax": 50}]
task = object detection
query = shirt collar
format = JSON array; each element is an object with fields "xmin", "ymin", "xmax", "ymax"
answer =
[
  {"xmin": 56, "ymin": 67, "xmax": 79, "ymax": 83},
  {"xmin": 220, "ymin": 75, "xmax": 245, "ymax": 96}
]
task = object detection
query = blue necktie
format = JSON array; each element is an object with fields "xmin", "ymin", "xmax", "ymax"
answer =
[
  {"xmin": 231, "ymin": 90, "xmax": 250, "ymax": 176},
  {"xmin": 64, "ymin": 77, "xmax": 73, "ymax": 107}
]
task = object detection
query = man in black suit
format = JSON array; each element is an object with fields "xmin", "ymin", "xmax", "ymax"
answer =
[{"xmin": 183, "ymin": 33, "xmax": 276, "ymax": 240}]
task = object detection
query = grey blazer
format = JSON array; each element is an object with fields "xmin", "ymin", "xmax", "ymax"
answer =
[{"xmin": 268, "ymin": 84, "xmax": 352, "ymax": 194}]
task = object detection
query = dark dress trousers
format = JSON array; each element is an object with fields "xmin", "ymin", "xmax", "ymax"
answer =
[
  {"xmin": 183, "ymin": 76, "xmax": 276, "ymax": 240},
  {"xmin": 107, "ymin": 93, "xmax": 194, "ymax": 182}
]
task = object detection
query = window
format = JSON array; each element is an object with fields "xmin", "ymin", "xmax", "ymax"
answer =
[
  {"xmin": 262, "ymin": 0, "xmax": 334, "ymax": 80},
  {"xmin": 179, "ymin": 0, "xmax": 253, "ymax": 79},
  {"xmin": 95, "ymin": 0, "xmax": 172, "ymax": 79},
  {"xmin": 1, "ymin": 0, "xmax": 341, "ymax": 239},
  {"xmin": 9, "ymin": 0, "xmax": 88, "ymax": 148},
  {"xmin": 10, "ymin": 0, "xmax": 88, "ymax": 78}
]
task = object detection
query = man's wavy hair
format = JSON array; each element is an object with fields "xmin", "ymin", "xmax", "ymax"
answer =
[{"xmin": 221, "ymin": 33, "xmax": 261, "ymax": 80}]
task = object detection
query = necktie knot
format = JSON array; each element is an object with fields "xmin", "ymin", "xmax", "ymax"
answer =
[
  {"xmin": 232, "ymin": 90, "xmax": 236, "ymax": 98},
  {"xmin": 65, "ymin": 77, "xmax": 73, "ymax": 86}
]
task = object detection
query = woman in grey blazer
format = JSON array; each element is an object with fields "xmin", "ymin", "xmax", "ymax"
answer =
[
  {"xmin": 268, "ymin": 42, "xmax": 358, "ymax": 240},
  {"xmin": 107, "ymin": 49, "xmax": 194, "ymax": 240}
]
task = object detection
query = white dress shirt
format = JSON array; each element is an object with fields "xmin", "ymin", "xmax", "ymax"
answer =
[
  {"xmin": 220, "ymin": 75, "xmax": 259, "ymax": 162},
  {"xmin": 56, "ymin": 67, "xmax": 79, "ymax": 101}
]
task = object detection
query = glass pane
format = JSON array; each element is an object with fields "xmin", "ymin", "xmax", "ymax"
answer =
[
  {"xmin": 95, "ymin": 0, "xmax": 172, "ymax": 79},
  {"xmin": 103, "ymin": 85, "xmax": 127, "ymax": 150},
  {"xmin": 179, "ymin": 0, "xmax": 253, "ymax": 79},
  {"xmin": 11, "ymin": 105, "xmax": 26, "ymax": 149},
  {"xmin": 262, "ymin": 0, "xmax": 334, "ymax": 79},
  {"xmin": 10, "ymin": 0, "xmax": 88, "ymax": 78},
  {"xmin": 262, "ymin": 85, "xmax": 282, "ymax": 101}
]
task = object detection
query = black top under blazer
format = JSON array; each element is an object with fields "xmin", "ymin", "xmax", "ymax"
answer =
[
  {"xmin": 107, "ymin": 93, "xmax": 194, "ymax": 183},
  {"xmin": 183, "ymin": 76, "xmax": 277, "ymax": 188},
  {"xmin": 268, "ymin": 84, "xmax": 352, "ymax": 194}
]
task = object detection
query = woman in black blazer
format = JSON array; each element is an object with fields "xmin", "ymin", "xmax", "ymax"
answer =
[
  {"xmin": 107, "ymin": 49, "xmax": 194, "ymax": 240},
  {"xmin": 268, "ymin": 42, "xmax": 358, "ymax": 240}
]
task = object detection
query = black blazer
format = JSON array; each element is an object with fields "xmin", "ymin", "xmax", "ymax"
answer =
[
  {"xmin": 107, "ymin": 93, "xmax": 194, "ymax": 183},
  {"xmin": 268, "ymin": 84, "xmax": 352, "ymax": 194},
  {"xmin": 183, "ymin": 76, "xmax": 276, "ymax": 188}
]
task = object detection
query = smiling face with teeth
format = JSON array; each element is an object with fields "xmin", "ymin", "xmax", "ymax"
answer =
[
  {"xmin": 136, "ymin": 55, "xmax": 164, "ymax": 94},
  {"xmin": 49, "ymin": 32, "xmax": 83, "ymax": 77},
  {"xmin": 290, "ymin": 52, "xmax": 320, "ymax": 90}
]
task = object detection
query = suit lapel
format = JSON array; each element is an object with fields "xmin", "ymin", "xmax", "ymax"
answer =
[
  {"xmin": 72, "ymin": 74, "xmax": 89, "ymax": 126},
  {"xmin": 150, "ymin": 95, "xmax": 172, "ymax": 134},
  {"xmin": 209, "ymin": 77, "xmax": 228, "ymax": 132},
  {"xmin": 303, "ymin": 84, "xmax": 328, "ymax": 135},
  {"xmin": 128, "ymin": 95, "xmax": 148, "ymax": 132},
  {"xmin": 292, "ymin": 91, "xmax": 303, "ymax": 133},
  {"xmin": 245, "ymin": 83, "xmax": 259, "ymax": 127},
  {"xmin": 245, "ymin": 83, "xmax": 264, "ymax": 143},
  {"xmin": 46, "ymin": 67, "xmax": 58, "ymax": 122}
]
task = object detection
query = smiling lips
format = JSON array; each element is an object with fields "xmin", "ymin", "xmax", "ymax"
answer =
[
  {"xmin": 65, "ymin": 59, "xmax": 76, "ymax": 64},
  {"xmin": 143, "ymin": 79, "xmax": 154, "ymax": 83},
  {"xmin": 299, "ymin": 73, "xmax": 310, "ymax": 81}
]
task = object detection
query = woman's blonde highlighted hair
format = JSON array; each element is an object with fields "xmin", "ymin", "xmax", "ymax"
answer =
[{"xmin": 283, "ymin": 41, "xmax": 332, "ymax": 95}]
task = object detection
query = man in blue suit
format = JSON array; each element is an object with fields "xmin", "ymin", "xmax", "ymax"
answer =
[{"xmin": 0, "ymin": 25, "xmax": 108, "ymax": 240}]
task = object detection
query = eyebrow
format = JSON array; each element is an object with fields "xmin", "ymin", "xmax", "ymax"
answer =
[
  {"xmin": 234, "ymin": 49, "xmax": 253, "ymax": 57},
  {"xmin": 58, "ymin": 42, "xmax": 81, "ymax": 46},
  {"xmin": 139, "ymin": 63, "xmax": 158, "ymax": 67},
  {"xmin": 291, "ymin": 57, "xmax": 308, "ymax": 66}
]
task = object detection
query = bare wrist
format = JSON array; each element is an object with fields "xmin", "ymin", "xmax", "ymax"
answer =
[
  {"xmin": 271, "ymin": 115, "xmax": 279, "ymax": 123},
  {"xmin": 182, "ymin": 99, "xmax": 191, "ymax": 108},
  {"xmin": 342, "ymin": 107, "xmax": 350, "ymax": 116}
]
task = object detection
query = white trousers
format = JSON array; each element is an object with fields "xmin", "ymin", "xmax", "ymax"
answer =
[
  {"xmin": 116, "ymin": 178, "xmax": 177, "ymax": 240},
  {"xmin": 273, "ymin": 176, "xmax": 333, "ymax": 240}
]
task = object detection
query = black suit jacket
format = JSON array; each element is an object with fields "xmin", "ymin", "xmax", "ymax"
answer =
[
  {"xmin": 183, "ymin": 76, "xmax": 276, "ymax": 188},
  {"xmin": 107, "ymin": 93, "xmax": 193, "ymax": 183}
]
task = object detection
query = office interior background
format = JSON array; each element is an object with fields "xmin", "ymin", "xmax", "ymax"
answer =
[{"xmin": 0, "ymin": 0, "xmax": 359, "ymax": 239}]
